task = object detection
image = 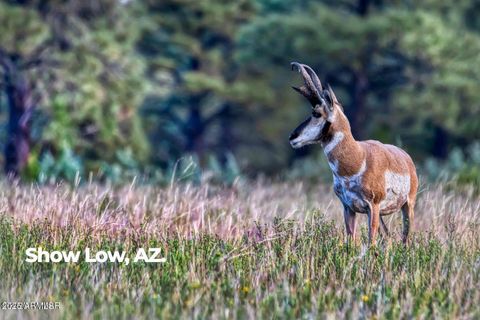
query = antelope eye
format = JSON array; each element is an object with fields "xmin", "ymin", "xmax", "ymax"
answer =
[{"xmin": 312, "ymin": 110, "xmax": 322, "ymax": 118}]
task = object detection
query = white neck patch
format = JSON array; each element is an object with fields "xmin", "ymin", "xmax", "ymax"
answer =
[{"xmin": 323, "ymin": 132, "xmax": 344, "ymax": 155}]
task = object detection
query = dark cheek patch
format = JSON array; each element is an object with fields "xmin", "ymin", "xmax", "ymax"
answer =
[{"xmin": 317, "ymin": 121, "xmax": 331, "ymax": 141}]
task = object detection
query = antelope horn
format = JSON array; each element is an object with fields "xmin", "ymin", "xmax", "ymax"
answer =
[
  {"xmin": 290, "ymin": 62, "xmax": 324, "ymax": 105},
  {"xmin": 303, "ymin": 64, "xmax": 323, "ymax": 92}
]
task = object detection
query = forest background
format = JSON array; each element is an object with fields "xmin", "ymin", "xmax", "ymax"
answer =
[{"xmin": 1, "ymin": 0, "xmax": 479, "ymax": 187}]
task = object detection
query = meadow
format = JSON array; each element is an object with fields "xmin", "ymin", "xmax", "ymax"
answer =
[{"xmin": 0, "ymin": 179, "xmax": 479, "ymax": 319}]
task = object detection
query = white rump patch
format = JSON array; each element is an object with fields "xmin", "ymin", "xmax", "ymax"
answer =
[{"xmin": 380, "ymin": 171, "xmax": 410, "ymax": 212}]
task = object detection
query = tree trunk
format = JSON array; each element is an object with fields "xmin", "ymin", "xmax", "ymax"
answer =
[
  {"xmin": 184, "ymin": 94, "xmax": 205, "ymax": 156},
  {"xmin": 357, "ymin": 0, "xmax": 370, "ymax": 16},
  {"xmin": 348, "ymin": 0, "xmax": 371, "ymax": 139},
  {"xmin": 218, "ymin": 103, "xmax": 233, "ymax": 165},
  {"xmin": 432, "ymin": 125, "xmax": 449, "ymax": 159},
  {"xmin": 349, "ymin": 71, "xmax": 369, "ymax": 140},
  {"xmin": 3, "ymin": 69, "xmax": 34, "ymax": 179}
]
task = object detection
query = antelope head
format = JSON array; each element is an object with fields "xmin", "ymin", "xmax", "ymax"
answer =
[{"xmin": 289, "ymin": 62, "xmax": 339, "ymax": 149}]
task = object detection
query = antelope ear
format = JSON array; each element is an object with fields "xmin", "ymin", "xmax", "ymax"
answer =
[
  {"xmin": 323, "ymin": 84, "xmax": 338, "ymax": 112},
  {"xmin": 292, "ymin": 85, "xmax": 317, "ymax": 107},
  {"xmin": 312, "ymin": 100, "xmax": 333, "ymax": 120}
]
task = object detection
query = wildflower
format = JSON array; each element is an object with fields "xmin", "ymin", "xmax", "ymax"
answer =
[
  {"xmin": 361, "ymin": 294, "xmax": 369, "ymax": 303},
  {"xmin": 242, "ymin": 286, "xmax": 250, "ymax": 294},
  {"xmin": 190, "ymin": 281, "xmax": 201, "ymax": 289}
]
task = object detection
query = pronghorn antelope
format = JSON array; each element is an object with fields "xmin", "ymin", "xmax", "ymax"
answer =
[{"xmin": 288, "ymin": 62, "xmax": 418, "ymax": 245}]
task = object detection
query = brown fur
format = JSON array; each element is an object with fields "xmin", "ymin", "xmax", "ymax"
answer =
[{"xmin": 323, "ymin": 106, "xmax": 418, "ymax": 244}]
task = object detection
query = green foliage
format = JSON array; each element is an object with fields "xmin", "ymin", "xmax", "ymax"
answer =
[
  {"xmin": 138, "ymin": 0, "xmax": 277, "ymax": 171},
  {"xmin": 285, "ymin": 153, "xmax": 332, "ymax": 183},
  {"xmin": 25, "ymin": 149, "xmax": 243, "ymax": 187},
  {"xmin": 2, "ymin": 0, "xmax": 480, "ymax": 181},
  {"xmin": 207, "ymin": 152, "xmax": 242, "ymax": 185},
  {"xmin": 0, "ymin": 0, "xmax": 150, "ymax": 178},
  {"xmin": 0, "ymin": 2, "xmax": 49, "ymax": 54},
  {"xmin": 237, "ymin": 1, "xmax": 480, "ymax": 162},
  {"xmin": 393, "ymin": 9, "xmax": 480, "ymax": 145},
  {"xmin": 37, "ymin": 142, "xmax": 84, "ymax": 184},
  {"xmin": 48, "ymin": 2, "xmax": 150, "ymax": 166},
  {"xmin": 424, "ymin": 141, "xmax": 480, "ymax": 191}
]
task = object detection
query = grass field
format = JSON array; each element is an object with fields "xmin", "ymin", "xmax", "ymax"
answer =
[{"xmin": 0, "ymin": 180, "xmax": 479, "ymax": 319}]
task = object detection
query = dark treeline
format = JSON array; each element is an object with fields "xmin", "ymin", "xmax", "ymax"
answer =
[{"xmin": 0, "ymin": 0, "xmax": 479, "ymax": 181}]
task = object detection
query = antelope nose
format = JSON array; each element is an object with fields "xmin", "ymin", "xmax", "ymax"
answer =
[{"xmin": 289, "ymin": 131, "xmax": 299, "ymax": 141}]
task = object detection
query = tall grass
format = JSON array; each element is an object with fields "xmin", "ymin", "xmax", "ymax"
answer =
[{"xmin": 0, "ymin": 180, "xmax": 479, "ymax": 319}]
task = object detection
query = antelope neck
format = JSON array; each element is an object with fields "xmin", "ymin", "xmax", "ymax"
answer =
[{"xmin": 322, "ymin": 128, "xmax": 365, "ymax": 177}]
